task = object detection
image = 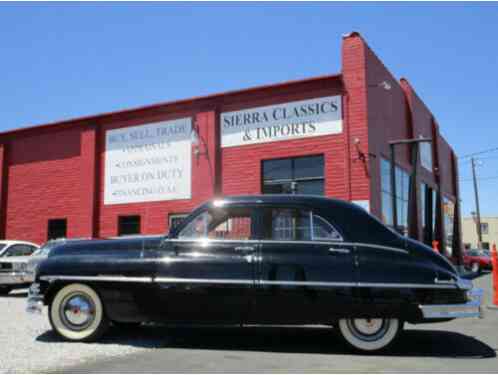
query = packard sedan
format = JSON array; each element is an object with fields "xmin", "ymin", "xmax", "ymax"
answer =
[{"xmin": 27, "ymin": 195, "xmax": 482, "ymax": 352}]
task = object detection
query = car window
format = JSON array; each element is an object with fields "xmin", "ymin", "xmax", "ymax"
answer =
[
  {"xmin": 5, "ymin": 244, "xmax": 35, "ymax": 257},
  {"xmin": 178, "ymin": 208, "xmax": 253, "ymax": 241},
  {"xmin": 270, "ymin": 208, "xmax": 311, "ymax": 241},
  {"xmin": 312, "ymin": 215, "xmax": 343, "ymax": 241},
  {"xmin": 0, "ymin": 244, "xmax": 6, "ymax": 252}
]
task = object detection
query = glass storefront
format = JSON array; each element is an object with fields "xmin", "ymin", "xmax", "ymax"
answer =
[
  {"xmin": 420, "ymin": 183, "xmax": 437, "ymax": 246},
  {"xmin": 380, "ymin": 158, "xmax": 410, "ymax": 235},
  {"xmin": 262, "ymin": 155, "xmax": 324, "ymax": 195},
  {"xmin": 443, "ymin": 197, "xmax": 455, "ymax": 256}
]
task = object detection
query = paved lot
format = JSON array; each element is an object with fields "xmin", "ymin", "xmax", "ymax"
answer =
[{"xmin": 1, "ymin": 274, "xmax": 497, "ymax": 373}]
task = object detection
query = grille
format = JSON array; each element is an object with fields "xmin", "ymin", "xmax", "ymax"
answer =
[{"xmin": 0, "ymin": 263, "xmax": 13, "ymax": 272}]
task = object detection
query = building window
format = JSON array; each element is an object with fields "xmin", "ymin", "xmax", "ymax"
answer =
[
  {"xmin": 420, "ymin": 183, "xmax": 437, "ymax": 246},
  {"xmin": 262, "ymin": 155, "xmax": 324, "ymax": 195},
  {"xmin": 481, "ymin": 222, "xmax": 489, "ymax": 235},
  {"xmin": 420, "ymin": 139, "xmax": 433, "ymax": 172},
  {"xmin": 47, "ymin": 219, "xmax": 67, "ymax": 240},
  {"xmin": 168, "ymin": 213, "xmax": 189, "ymax": 231},
  {"xmin": 443, "ymin": 197, "xmax": 455, "ymax": 255},
  {"xmin": 118, "ymin": 215, "xmax": 141, "ymax": 236},
  {"xmin": 380, "ymin": 158, "xmax": 410, "ymax": 235}
]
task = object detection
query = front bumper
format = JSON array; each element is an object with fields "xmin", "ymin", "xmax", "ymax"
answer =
[
  {"xmin": 0, "ymin": 271, "xmax": 34, "ymax": 285},
  {"xmin": 420, "ymin": 288, "xmax": 484, "ymax": 319},
  {"xmin": 26, "ymin": 283, "xmax": 44, "ymax": 314}
]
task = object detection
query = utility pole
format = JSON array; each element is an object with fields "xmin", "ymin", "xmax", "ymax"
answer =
[{"xmin": 471, "ymin": 157, "xmax": 483, "ymax": 247}]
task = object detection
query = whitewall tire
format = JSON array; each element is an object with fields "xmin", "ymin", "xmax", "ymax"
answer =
[
  {"xmin": 49, "ymin": 283, "xmax": 109, "ymax": 342},
  {"xmin": 337, "ymin": 318, "xmax": 402, "ymax": 352}
]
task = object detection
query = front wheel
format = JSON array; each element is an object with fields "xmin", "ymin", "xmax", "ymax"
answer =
[
  {"xmin": 49, "ymin": 283, "xmax": 109, "ymax": 342},
  {"xmin": 337, "ymin": 318, "xmax": 403, "ymax": 353}
]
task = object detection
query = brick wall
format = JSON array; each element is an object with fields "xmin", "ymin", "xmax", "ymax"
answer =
[{"xmin": 4, "ymin": 128, "xmax": 87, "ymax": 244}]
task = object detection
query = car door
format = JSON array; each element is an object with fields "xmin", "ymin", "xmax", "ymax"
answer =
[
  {"xmin": 252, "ymin": 206, "xmax": 356, "ymax": 324},
  {"xmin": 155, "ymin": 205, "xmax": 257, "ymax": 324}
]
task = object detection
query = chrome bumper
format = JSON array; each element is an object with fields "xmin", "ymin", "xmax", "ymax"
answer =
[
  {"xmin": 420, "ymin": 288, "xmax": 484, "ymax": 319},
  {"xmin": 26, "ymin": 283, "xmax": 44, "ymax": 314},
  {"xmin": 0, "ymin": 271, "xmax": 34, "ymax": 285}
]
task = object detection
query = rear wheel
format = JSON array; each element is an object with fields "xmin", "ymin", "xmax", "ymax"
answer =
[
  {"xmin": 337, "ymin": 318, "xmax": 403, "ymax": 353},
  {"xmin": 49, "ymin": 283, "xmax": 109, "ymax": 342}
]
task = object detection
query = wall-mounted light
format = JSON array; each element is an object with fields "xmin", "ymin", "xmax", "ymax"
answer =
[
  {"xmin": 368, "ymin": 80, "xmax": 392, "ymax": 91},
  {"xmin": 191, "ymin": 122, "xmax": 208, "ymax": 161}
]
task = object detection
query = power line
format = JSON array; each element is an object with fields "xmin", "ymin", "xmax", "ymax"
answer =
[
  {"xmin": 460, "ymin": 147, "xmax": 498, "ymax": 159},
  {"xmin": 460, "ymin": 175, "xmax": 498, "ymax": 182}
]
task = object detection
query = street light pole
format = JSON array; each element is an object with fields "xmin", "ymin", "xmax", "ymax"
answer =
[{"xmin": 471, "ymin": 157, "xmax": 483, "ymax": 247}]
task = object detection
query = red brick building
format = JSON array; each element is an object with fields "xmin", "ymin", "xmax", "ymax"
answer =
[{"xmin": 0, "ymin": 32, "xmax": 463, "ymax": 262}]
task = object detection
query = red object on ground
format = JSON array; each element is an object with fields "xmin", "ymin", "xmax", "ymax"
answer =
[
  {"xmin": 492, "ymin": 244, "xmax": 498, "ymax": 307},
  {"xmin": 432, "ymin": 240, "xmax": 439, "ymax": 253}
]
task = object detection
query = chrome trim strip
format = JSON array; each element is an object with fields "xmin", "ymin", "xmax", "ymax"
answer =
[
  {"xmin": 39, "ymin": 275, "xmax": 153, "ymax": 283},
  {"xmin": 167, "ymin": 238, "xmax": 408, "ymax": 254},
  {"xmin": 155, "ymin": 277, "xmax": 253, "ymax": 285},
  {"xmin": 353, "ymin": 243, "xmax": 409, "ymax": 254},
  {"xmin": 357, "ymin": 282, "xmax": 456, "ymax": 289},
  {"xmin": 38, "ymin": 274, "xmax": 457, "ymax": 289},
  {"xmin": 260, "ymin": 280, "xmax": 355, "ymax": 287}
]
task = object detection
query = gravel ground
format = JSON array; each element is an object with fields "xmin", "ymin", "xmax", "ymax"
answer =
[{"xmin": 0, "ymin": 290, "xmax": 148, "ymax": 373}]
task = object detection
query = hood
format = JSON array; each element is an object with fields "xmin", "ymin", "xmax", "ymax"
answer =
[
  {"xmin": 405, "ymin": 237, "xmax": 458, "ymax": 279},
  {"xmin": 0, "ymin": 256, "xmax": 30, "ymax": 264},
  {"xmin": 48, "ymin": 235, "xmax": 164, "ymax": 258}
]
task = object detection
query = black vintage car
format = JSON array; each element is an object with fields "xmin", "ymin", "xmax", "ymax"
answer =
[{"xmin": 27, "ymin": 195, "xmax": 482, "ymax": 352}]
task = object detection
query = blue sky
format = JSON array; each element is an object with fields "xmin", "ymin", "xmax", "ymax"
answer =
[{"xmin": 1, "ymin": 2, "xmax": 497, "ymax": 216}]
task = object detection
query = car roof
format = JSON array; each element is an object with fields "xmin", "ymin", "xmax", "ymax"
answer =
[
  {"xmin": 208, "ymin": 195, "xmax": 356, "ymax": 210},
  {"xmin": 0, "ymin": 240, "xmax": 39, "ymax": 247}
]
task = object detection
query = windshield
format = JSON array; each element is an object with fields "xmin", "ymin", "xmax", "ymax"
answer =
[
  {"xmin": 0, "ymin": 243, "xmax": 6, "ymax": 255},
  {"xmin": 35, "ymin": 242, "xmax": 61, "ymax": 256}
]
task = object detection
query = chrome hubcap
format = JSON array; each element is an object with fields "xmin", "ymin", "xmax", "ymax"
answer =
[
  {"xmin": 347, "ymin": 318, "xmax": 389, "ymax": 342},
  {"xmin": 60, "ymin": 293, "xmax": 95, "ymax": 330},
  {"xmin": 352, "ymin": 319, "xmax": 383, "ymax": 335}
]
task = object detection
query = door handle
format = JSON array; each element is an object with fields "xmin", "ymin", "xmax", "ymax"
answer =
[
  {"xmin": 328, "ymin": 248, "xmax": 350, "ymax": 254},
  {"xmin": 235, "ymin": 246, "xmax": 255, "ymax": 252}
]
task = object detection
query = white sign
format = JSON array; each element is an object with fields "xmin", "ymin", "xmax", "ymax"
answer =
[
  {"xmin": 104, "ymin": 118, "xmax": 192, "ymax": 205},
  {"xmin": 221, "ymin": 96, "xmax": 342, "ymax": 148}
]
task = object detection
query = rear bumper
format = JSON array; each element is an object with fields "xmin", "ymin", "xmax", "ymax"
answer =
[
  {"xmin": 0, "ymin": 272, "xmax": 34, "ymax": 285},
  {"xmin": 419, "ymin": 288, "xmax": 484, "ymax": 319}
]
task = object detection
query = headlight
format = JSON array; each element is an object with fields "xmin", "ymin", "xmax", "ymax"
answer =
[{"xmin": 12, "ymin": 263, "xmax": 27, "ymax": 272}]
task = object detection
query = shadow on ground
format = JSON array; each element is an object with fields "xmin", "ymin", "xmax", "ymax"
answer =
[{"xmin": 36, "ymin": 325, "xmax": 496, "ymax": 359}]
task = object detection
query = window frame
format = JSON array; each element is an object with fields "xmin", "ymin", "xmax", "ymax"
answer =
[
  {"xmin": 260, "ymin": 206, "xmax": 344, "ymax": 243},
  {"xmin": 261, "ymin": 154, "xmax": 325, "ymax": 195},
  {"xmin": 177, "ymin": 206, "xmax": 257, "ymax": 241},
  {"xmin": 47, "ymin": 218, "xmax": 68, "ymax": 241},
  {"xmin": 118, "ymin": 215, "xmax": 141, "ymax": 237},
  {"xmin": 4, "ymin": 244, "xmax": 36, "ymax": 257},
  {"xmin": 168, "ymin": 213, "xmax": 189, "ymax": 231}
]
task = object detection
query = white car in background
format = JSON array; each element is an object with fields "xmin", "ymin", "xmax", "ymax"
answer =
[{"xmin": 0, "ymin": 240, "xmax": 40, "ymax": 295}]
